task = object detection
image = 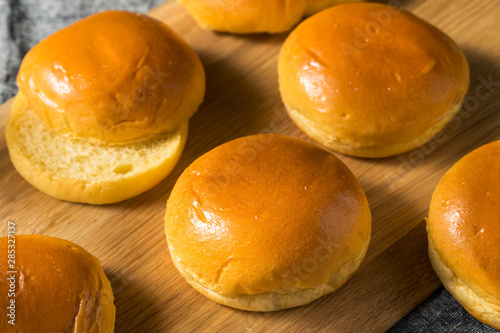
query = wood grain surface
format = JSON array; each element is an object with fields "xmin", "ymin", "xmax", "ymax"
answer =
[{"xmin": 1, "ymin": 0, "xmax": 500, "ymax": 332}]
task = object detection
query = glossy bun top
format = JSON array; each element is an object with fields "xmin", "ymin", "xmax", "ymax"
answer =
[{"xmin": 18, "ymin": 10, "xmax": 205, "ymax": 144}]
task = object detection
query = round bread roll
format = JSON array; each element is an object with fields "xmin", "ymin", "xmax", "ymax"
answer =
[
  {"xmin": 178, "ymin": 0, "xmax": 364, "ymax": 34},
  {"xmin": 0, "ymin": 235, "xmax": 115, "ymax": 332},
  {"xmin": 165, "ymin": 134, "xmax": 371, "ymax": 311},
  {"xmin": 427, "ymin": 141, "xmax": 500, "ymax": 330},
  {"xmin": 6, "ymin": 10, "xmax": 205, "ymax": 204},
  {"xmin": 278, "ymin": 3, "xmax": 470, "ymax": 158}
]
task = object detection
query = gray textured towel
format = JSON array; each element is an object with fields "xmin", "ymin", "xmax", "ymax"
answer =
[
  {"xmin": 389, "ymin": 288, "xmax": 497, "ymax": 332},
  {"xmin": 0, "ymin": 0, "xmax": 497, "ymax": 332}
]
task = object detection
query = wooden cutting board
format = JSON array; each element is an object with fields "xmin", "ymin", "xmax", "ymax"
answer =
[{"xmin": 1, "ymin": 0, "xmax": 499, "ymax": 331}]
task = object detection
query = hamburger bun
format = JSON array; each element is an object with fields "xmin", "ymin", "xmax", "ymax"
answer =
[
  {"xmin": 164, "ymin": 134, "xmax": 371, "ymax": 311},
  {"xmin": 6, "ymin": 10, "xmax": 205, "ymax": 204},
  {"xmin": 178, "ymin": 0, "xmax": 365, "ymax": 34},
  {"xmin": 0, "ymin": 235, "xmax": 115, "ymax": 332},
  {"xmin": 427, "ymin": 141, "xmax": 500, "ymax": 330},
  {"xmin": 278, "ymin": 3, "xmax": 470, "ymax": 157}
]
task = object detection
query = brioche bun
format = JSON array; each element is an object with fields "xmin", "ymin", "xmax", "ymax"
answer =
[
  {"xmin": 165, "ymin": 134, "xmax": 371, "ymax": 311},
  {"xmin": 427, "ymin": 141, "xmax": 500, "ymax": 330},
  {"xmin": 17, "ymin": 10, "xmax": 204, "ymax": 144},
  {"xmin": 0, "ymin": 235, "xmax": 115, "ymax": 332},
  {"xmin": 178, "ymin": 0, "xmax": 364, "ymax": 34},
  {"xmin": 6, "ymin": 93, "xmax": 187, "ymax": 204},
  {"xmin": 7, "ymin": 11, "xmax": 204, "ymax": 204},
  {"xmin": 278, "ymin": 3, "xmax": 470, "ymax": 157}
]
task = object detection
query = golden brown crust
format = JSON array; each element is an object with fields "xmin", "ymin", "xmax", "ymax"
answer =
[
  {"xmin": 285, "ymin": 101, "xmax": 462, "ymax": 158},
  {"xmin": 169, "ymin": 237, "xmax": 369, "ymax": 311},
  {"xmin": 427, "ymin": 141, "xmax": 500, "ymax": 329},
  {"xmin": 17, "ymin": 10, "xmax": 205, "ymax": 144},
  {"xmin": 165, "ymin": 134, "xmax": 371, "ymax": 310},
  {"xmin": 428, "ymin": 235, "xmax": 500, "ymax": 330},
  {"xmin": 0, "ymin": 235, "xmax": 115, "ymax": 332},
  {"xmin": 278, "ymin": 3, "xmax": 469, "ymax": 157},
  {"xmin": 178, "ymin": 0, "xmax": 365, "ymax": 34},
  {"xmin": 178, "ymin": 0, "xmax": 307, "ymax": 33}
]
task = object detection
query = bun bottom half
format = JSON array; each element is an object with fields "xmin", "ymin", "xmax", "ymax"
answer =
[
  {"xmin": 6, "ymin": 93, "xmax": 187, "ymax": 204},
  {"xmin": 285, "ymin": 101, "xmax": 462, "ymax": 158},
  {"xmin": 428, "ymin": 234, "xmax": 500, "ymax": 329},
  {"xmin": 168, "ymin": 237, "xmax": 369, "ymax": 312}
]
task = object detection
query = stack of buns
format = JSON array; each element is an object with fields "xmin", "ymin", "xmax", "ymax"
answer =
[
  {"xmin": 165, "ymin": 134, "xmax": 371, "ymax": 311},
  {"xmin": 278, "ymin": 3, "xmax": 470, "ymax": 157},
  {"xmin": 6, "ymin": 10, "xmax": 205, "ymax": 204},
  {"xmin": 178, "ymin": 0, "xmax": 364, "ymax": 34},
  {"xmin": 427, "ymin": 141, "xmax": 500, "ymax": 330},
  {"xmin": 0, "ymin": 235, "xmax": 115, "ymax": 332}
]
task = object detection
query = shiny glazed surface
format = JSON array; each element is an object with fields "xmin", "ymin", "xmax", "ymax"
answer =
[
  {"xmin": 0, "ymin": 235, "xmax": 115, "ymax": 332},
  {"xmin": 165, "ymin": 134, "xmax": 371, "ymax": 296},
  {"xmin": 179, "ymin": 0, "xmax": 308, "ymax": 33},
  {"xmin": 278, "ymin": 3, "xmax": 469, "ymax": 147},
  {"xmin": 17, "ymin": 10, "xmax": 205, "ymax": 144},
  {"xmin": 179, "ymin": 0, "xmax": 367, "ymax": 33},
  {"xmin": 428, "ymin": 141, "xmax": 500, "ymax": 302}
]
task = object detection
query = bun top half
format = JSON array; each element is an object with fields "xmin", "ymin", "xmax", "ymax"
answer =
[
  {"xmin": 17, "ymin": 10, "xmax": 205, "ymax": 144},
  {"xmin": 428, "ymin": 141, "xmax": 500, "ymax": 303},
  {"xmin": 0, "ymin": 235, "xmax": 115, "ymax": 332}
]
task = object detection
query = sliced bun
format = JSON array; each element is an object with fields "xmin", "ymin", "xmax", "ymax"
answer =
[
  {"xmin": 165, "ymin": 134, "xmax": 371, "ymax": 311},
  {"xmin": 427, "ymin": 141, "xmax": 500, "ymax": 330},
  {"xmin": 179, "ymin": 0, "xmax": 365, "ymax": 34},
  {"xmin": 8, "ymin": 10, "xmax": 204, "ymax": 203},
  {"xmin": 17, "ymin": 10, "xmax": 204, "ymax": 144},
  {"xmin": 6, "ymin": 93, "xmax": 187, "ymax": 204},
  {"xmin": 278, "ymin": 3, "xmax": 469, "ymax": 157},
  {"xmin": 0, "ymin": 235, "xmax": 115, "ymax": 332}
]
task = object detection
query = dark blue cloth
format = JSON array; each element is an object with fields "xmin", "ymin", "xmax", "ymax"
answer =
[
  {"xmin": 0, "ymin": 1, "xmax": 498, "ymax": 332},
  {"xmin": 389, "ymin": 288, "xmax": 498, "ymax": 332}
]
